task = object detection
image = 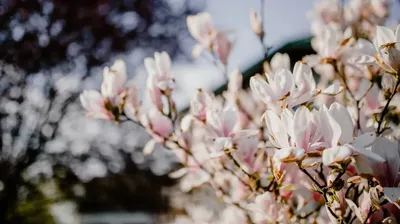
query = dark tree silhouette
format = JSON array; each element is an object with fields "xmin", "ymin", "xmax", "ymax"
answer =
[{"xmin": 0, "ymin": 0, "xmax": 203, "ymax": 223}]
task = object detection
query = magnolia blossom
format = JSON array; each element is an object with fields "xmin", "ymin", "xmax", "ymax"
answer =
[
  {"xmin": 187, "ymin": 12, "xmax": 233, "ymax": 64},
  {"xmin": 190, "ymin": 89, "xmax": 212, "ymax": 122},
  {"xmin": 80, "ymin": 90, "xmax": 114, "ymax": 120},
  {"xmin": 187, "ymin": 12, "xmax": 216, "ymax": 50},
  {"xmin": 264, "ymin": 107, "xmax": 322, "ymax": 175},
  {"xmin": 250, "ymin": 62, "xmax": 342, "ymax": 111},
  {"xmin": 101, "ymin": 59, "xmax": 127, "ymax": 104},
  {"xmin": 80, "ymin": 3, "xmax": 400, "ymax": 223},
  {"xmin": 353, "ymin": 25, "xmax": 400, "ymax": 74},
  {"xmin": 249, "ymin": 192, "xmax": 288, "ymax": 223},
  {"xmin": 206, "ymin": 107, "xmax": 259, "ymax": 163},
  {"xmin": 213, "ymin": 32, "xmax": 233, "ymax": 65},
  {"xmin": 319, "ymin": 103, "xmax": 384, "ymax": 166},
  {"xmin": 123, "ymin": 85, "xmax": 140, "ymax": 121},
  {"xmin": 80, "ymin": 60, "xmax": 128, "ymax": 120},
  {"xmin": 144, "ymin": 51, "xmax": 174, "ymax": 91},
  {"xmin": 140, "ymin": 108, "xmax": 173, "ymax": 143}
]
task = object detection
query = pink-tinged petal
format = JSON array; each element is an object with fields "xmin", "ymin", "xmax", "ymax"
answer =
[
  {"xmin": 147, "ymin": 108, "xmax": 173, "ymax": 139},
  {"xmin": 190, "ymin": 89, "xmax": 212, "ymax": 122},
  {"xmin": 322, "ymin": 145, "xmax": 352, "ymax": 165},
  {"xmin": 321, "ymin": 83, "xmax": 344, "ymax": 95},
  {"xmin": 329, "ymin": 102, "xmax": 354, "ymax": 144},
  {"xmin": 187, "ymin": 12, "xmax": 215, "ymax": 47},
  {"xmin": 319, "ymin": 105, "xmax": 342, "ymax": 147},
  {"xmin": 147, "ymin": 76, "xmax": 164, "ymax": 110},
  {"xmin": 252, "ymin": 149, "xmax": 266, "ymax": 173},
  {"xmin": 293, "ymin": 106, "xmax": 312, "ymax": 150},
  {"xmin": 213, "ymin": 32, "xmax": 233, "ymax": 65},
  {"xmin": 264, "ymin": 110, "xmax": 289, "ymax": 148},
  {"xmin": 124, "ymin": 85, "xmax": 141, "ymax": 120},
  {"xmin": 231, "ymin": 130, "xmax": 259, "ymax": 170},
  {"xmin": 221, "ymin": 107, "xmax": 237, "ymax": 136}
]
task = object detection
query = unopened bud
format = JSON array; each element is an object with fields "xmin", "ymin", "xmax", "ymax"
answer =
[{"xmin": 250, "ymin": 10, "xmax": 263, "ymax": 37}]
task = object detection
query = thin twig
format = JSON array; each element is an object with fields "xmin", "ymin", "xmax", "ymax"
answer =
[{"xmin": 377, "ymin": 73, "xmax": 400, "ymax": 134}]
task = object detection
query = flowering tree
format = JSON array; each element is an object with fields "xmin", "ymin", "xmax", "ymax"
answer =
[{"xmin": 81, "ymin": 0, "xmax": 400, "ymax": 223}]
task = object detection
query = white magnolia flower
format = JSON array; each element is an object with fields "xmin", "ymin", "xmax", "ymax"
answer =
[
  {"xmin": 250, "ymin": 62, "xmax": 342, "ymax": 110},
  {"xmin": 144, "ymin": 51, "xmax": 175, "ymax": 91},
  {"xmin": 352, "ymin": 25, "xmax": 400, "ymax": 74},
  {"xmin": 319, "ymin": 103, "xmax": 384, "ymax": 165}
]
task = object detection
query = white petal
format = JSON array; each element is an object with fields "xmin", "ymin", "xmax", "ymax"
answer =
[
  {"xmin": 396, "ymin": 24, "xmax": 400, "ymax": 43},
  {"xmin": 350, "ymin": 54, "xmax": 376, "ymax": 65},
  {"xmin": 143, "ymin": 139, "xmax": 156, "ymax": 156},
  {"xmin": 319, "ymin": 105, "xmax": 342, "ymax": 147},
  {"xmin": 322, "ymin": 145, "xmax": 353, "ymax": 165},
  {"xmin": 270, "ymin": 53, "xmax": 290, "ymax": 72},
  {"xmin": 250, "ymin": 76, "xmax": 275, "ymax": 103},
  {"xmin": 293, "ymin": 106, "xmax": 312, "ymax": 150},
  {"xmin": 169, "ymin": 168, "xmax": 189, "ymax": 178},
  {"xmin": 329, "ymin": 102, "xmax": 354, "ymax": 144},
  {"xmin": 155, "ymin": 51, "xmax": 172, "ymax": 74},
  {"xmin": 376, "ymin": 26, "xmax": 396, "ymax": 48},
  {"xmin": 293, "ymin": 61, "xmax": 316, "ymax": 90},
  {"xmin": 264, "ymin": 110, "xmax": 289, "ymax": 148},
  {"xmin": 192, "ymin": 44, "xmax": 204, "ymax": 58},
  {"xmin": 345, "ymin": 199, "xmax": 365, "ymax": 222},
  {"xmin": 281, "ymin": 108, "xmax": 294, "ymax": 138},
  {"xmin": 321, "ymin": 83, "xmax": 344, "ymax": 95},
  {"xmin": 144, "ymin": 58, "xmax": 157, "ymax": 76},
  {"xmin": 352, "ymin": 132, "xmax": 376, "ymax": 148},
  {"xmin": 274, "ymin": 69, "xmax": 294, "ymax": 98}
]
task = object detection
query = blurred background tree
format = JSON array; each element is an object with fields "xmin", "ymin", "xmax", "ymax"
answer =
[{"xmin": 0, "ymin": 0, "xmax": 203, "ymax": 223}]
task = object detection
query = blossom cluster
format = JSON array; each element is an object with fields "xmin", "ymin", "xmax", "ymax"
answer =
[{"xmin": 80, "ymin": 0, "xmax": 400, "ymax": 223}]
